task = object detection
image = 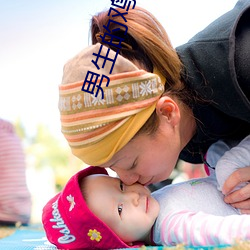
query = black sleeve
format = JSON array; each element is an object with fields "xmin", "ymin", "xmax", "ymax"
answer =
[
  {"xmin": 235, "ymin": 7, "xmax": 250, "ymax": 100},
  {"xmin": 177, "ymin": 0, "xmax": 250, "ymax": 164},
  {"xmin": 176, "ymin": 0, "xmax": 250, "ymax": 123}
]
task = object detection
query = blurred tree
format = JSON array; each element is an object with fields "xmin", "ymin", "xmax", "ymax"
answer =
[
  {"xmin": 28, "ymin": 124, "xmax": 69, "ymax": 169},
  {"xmin": 14, "ymin": 118, "xmax": 26, "ymax": 139},
  {"xmin": 14, "ymin": 120, "xmax": 85, "ymax": 191}
]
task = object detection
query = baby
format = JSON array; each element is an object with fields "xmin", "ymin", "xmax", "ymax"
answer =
[{"xmin": 42, "ymin": 135, "xmax": 250, "ymax": 249}]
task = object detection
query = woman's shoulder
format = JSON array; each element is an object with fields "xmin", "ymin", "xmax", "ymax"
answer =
[{"xmin": 176, "ymin": 0, "xmax": 250, "ymax": 123}]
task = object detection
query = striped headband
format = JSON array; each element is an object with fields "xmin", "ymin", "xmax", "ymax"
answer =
[{"xmin": 59, "ymin": 43, "xmax": 165, "ymax": 165}]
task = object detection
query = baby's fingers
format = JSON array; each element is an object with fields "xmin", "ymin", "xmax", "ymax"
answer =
[
  {"xmin": 240, "ymin": 209, "xmax": 250, "ymax": 214},
  {"xmin": 222, "ymin": 167, "xmax": 250, "ymax": 195},
  {"xmin": 224, "ymin": 185, "xmax": 250, "ymax": 209}
]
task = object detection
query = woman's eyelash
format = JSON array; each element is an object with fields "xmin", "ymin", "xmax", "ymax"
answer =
[{"xmin": 120, "ymin": 180, "xmax": 124, "ymax": 191}]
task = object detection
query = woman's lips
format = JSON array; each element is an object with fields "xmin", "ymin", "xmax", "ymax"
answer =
[
  {"xmin": 143, "ymin": 177, "xmax": 154, "ymax": 186},
  {"xmin": 146, "ymin": 196, "xmax": 149, "ymax": 213}
]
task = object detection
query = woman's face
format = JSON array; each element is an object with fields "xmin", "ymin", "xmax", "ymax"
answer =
[{"xmin": 100, "ymin": 119, "xmax": 182, "ymax": 186}]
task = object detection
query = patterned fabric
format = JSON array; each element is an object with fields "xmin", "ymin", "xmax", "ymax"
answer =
[
  {"xmin": 59, "ymin": 43, "xmax": 165, "ymax": 165},
  {"xmin": 0, "ymin": 227, "xmax": 234, "ymax": 250},
  {"xmin": 0, "ymin": 119, "xmax": 31, "ymax": 224}
]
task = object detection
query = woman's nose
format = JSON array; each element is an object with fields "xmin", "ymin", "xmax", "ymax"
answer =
[{"xmin": 112, "ymin": 168, "xmax": 139, "ymax": 185}]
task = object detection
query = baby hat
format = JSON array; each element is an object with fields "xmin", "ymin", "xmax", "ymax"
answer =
[
  {"xmin": 42, "ymin": 166, "xmax": 141, "ymax": 249},
  {"xmin": 59, "ymin": 43, "xmax": 165, "ymax": 166}
]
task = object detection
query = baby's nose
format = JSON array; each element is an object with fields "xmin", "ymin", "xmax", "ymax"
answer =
[{"xmin": 126, "ymin": 191, "xmax": 140, "ymax": 206}]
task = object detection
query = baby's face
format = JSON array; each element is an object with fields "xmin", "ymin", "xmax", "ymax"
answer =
[{"xmin": 84, "ymin": 175, "xmax": 160, "ymax": 244}]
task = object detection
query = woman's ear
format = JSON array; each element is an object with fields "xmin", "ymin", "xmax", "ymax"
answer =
[{"xmin": 156, "ymin": 96, "xmax": 180, "ymax": 126}]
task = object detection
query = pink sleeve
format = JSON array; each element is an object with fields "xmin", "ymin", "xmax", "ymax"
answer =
[
  {"xmin": 0, "ymin": 119, "xmax": 31, "ymax": 224},
  {"xmin": 160, "ymin": 210, "xmax": 250, "ymax": 246}
]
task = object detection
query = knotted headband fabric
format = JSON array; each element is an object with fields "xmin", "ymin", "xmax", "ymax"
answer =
[{"xmin": 59, "ymin": 43, "xmax": 165, "ymax": 165}]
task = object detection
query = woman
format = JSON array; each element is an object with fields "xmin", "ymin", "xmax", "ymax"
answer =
[{"xmin": 59, "ymin": 0, "xmax": 250, "ymax": 211}]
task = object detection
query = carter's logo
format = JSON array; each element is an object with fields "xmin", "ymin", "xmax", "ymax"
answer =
[{"xmin": 50, "ymin": 200, "xmax": 76, "ymax": 244}]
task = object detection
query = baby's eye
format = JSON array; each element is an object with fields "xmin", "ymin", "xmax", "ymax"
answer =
[
  {"xmin": 118, "ymin": 204, "xmax": 123, "ymax": 216},
  {"xmin": 120, "ymin": 180, "xmax": 124, "ymax": 191}
]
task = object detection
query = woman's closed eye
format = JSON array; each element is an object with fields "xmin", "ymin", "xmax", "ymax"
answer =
[{"xmin": 120, "ymin": 180, "xmax": 124, "ymax": 191}]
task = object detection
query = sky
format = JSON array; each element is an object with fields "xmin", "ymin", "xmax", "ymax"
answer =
[{"xmin": 0, "ymin": 0, "xmax": 238, "ymax": 140}]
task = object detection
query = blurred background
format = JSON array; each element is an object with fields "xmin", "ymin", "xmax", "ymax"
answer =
[{"xmin": 0, "ymin": 0, "xmax": 238, "ymax": 223}]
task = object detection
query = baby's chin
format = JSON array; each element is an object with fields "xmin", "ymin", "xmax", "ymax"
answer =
[{"xmin": 153, "ymin": 196, "xmax": 160, "ymax": 213}]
